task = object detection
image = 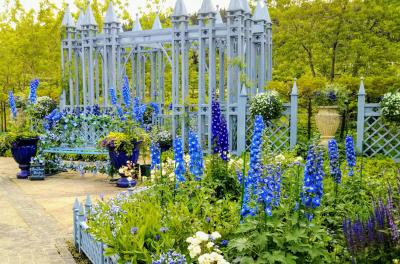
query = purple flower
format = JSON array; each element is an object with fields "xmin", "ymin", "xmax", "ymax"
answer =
[
  {"xmin": 130, "ymin": 227, "xmax": 138, "ymax": 235},
  {"xmin": 211, "ymin": 99, "xmax": 229, "ymax": 161},
  {"xmin": 159, "ymin": 227, "xmax": 168, "ymax": 233},
  {"xmin": 328, "ymin": 139, "xmax": 342, "ymax": 184},
  {"xmin": 205, "ymin": 217, "xmax": 211, "ymax": 223}
]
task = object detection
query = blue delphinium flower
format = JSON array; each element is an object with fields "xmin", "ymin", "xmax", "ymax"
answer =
[
  {"xmin": 188, "ymin": 131, "xmax": 204, "ymax": 181},
  {"xmin": 211, "ymin": 99, "xmax": 229, "ymax": 161},
  {"xmin": 29, "ymin": 79, "xmax": 39, "ymax": 104},
  {"xmin": 301, "ymin": 145, "xmax": 324, "ymax": 221},
  {"xmin": 152, "ymin": 250, "xmax": 187, "ymax": 264},
  {"xmin": 219, "ymin": 115, "xmax": 229, "ymax": 161},
  {"xmin": 116, "ymin": 105, "xmax": 125, "ymax": 119},
  {"xmin": 173, "ymin": 137, "xmax": 186, "ymax": 185},
  {"xmin": 133, "ymin": 97, "xmax": 146, "ymax": 125},
  {"xmin": 130, "ymin": 227, "xmax": 138, "ymax": 235},
  {"xmin": 8, "ymin": 91, "xmax": 17, "ymax": 118},
  {"xmin": 328, "ymin": 139, "xmax": 342, "ymax": 184},
  {"xmin": 241, "ymin": 115, "xmax": 265, "ymax": 218},
  {"xmin": 258, "ymin": 165, "xmax": 281, "ymax": 216},
  {"xmin": 121, "ymin": 76, "xmax": 131, "ymax": 107},
  {"xmin": 345, "ymin": 135, "xmax": 356, "ymax": 176},
  {"xmin": 109, "ymin": 86, "xmax": 118, "ymax": 105},
  {"xmin": 150, "ymin": 142, "xmax": 161, "ymax": 170},
  {"xmin": 150, "ymin": 102, "xmax": 160, "ymax": 115}
]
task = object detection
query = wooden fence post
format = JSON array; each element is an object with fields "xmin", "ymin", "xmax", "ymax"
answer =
[
  {"xmin": 237, "ymin": 84, "xmax": 248, "ymax": 155},
  {"xmin": 290, "ymin": 79, "xmax": 298, "ymax": 149},
  {"xmin": 73, "ymin": 198, "xmax": 79, "ymax": 248},
  {"xmin": 356, "ymin": 77, "xmax": 366, "ymax": 153}
]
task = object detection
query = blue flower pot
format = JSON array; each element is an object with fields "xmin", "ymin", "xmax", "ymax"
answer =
[
  {"xmin": 116, "ymin": 177, "xmax": 137, "ymax": 188},
  {"xmin": 11, "ymin": 138, "xmax": 39, "ymax": 179},
  {"xmin": 108, "ymin": 141, "xmax": 142, "ymax": 170}
]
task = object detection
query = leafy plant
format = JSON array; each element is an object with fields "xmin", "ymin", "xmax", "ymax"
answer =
[
  {"xmin": 249, "ymin": 91, "xmax": 283, "ymax": 121},
  {"xmin": 380, "ymin": 91, "xmax": 400, "ymax": 123}
]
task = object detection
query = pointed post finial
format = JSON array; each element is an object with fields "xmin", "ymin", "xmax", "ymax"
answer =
[
  {"xmin": 62, "ymin": 3, "xmax": 75, "ymax": 27},
  {"xmin": 241, "ymin": 83, "xmax": 247, "ymax": 96},
  {"xmin": 152, "ymin": 14, "xmax": 163, "ymax": 30},
  {"xmin": 73, "ymin": 198, "xmax": 79, "ymax": 209},
  {"xmin": 291, "ymin": 78, "xmax": 298, "ymax": 95},
  {"xmin": 173, "ymin": 0, "xmax": 188, "ymax": 17},
  {"xmin": 132, "ymin": 13, "xmax": 142, "ymax": 31},
  {"xmin": 359, "ymin": 77, "xmax": 366, "ymax": 95},
  {"xmin": 104, "ymin": 1, "xmax": 119, "ymax": 24},
  {"xmin": 199, "ymin": 0, "xmax": 217, "ymax": 14},
  {"xmin": 227, "ymin": 0, "xmax": 243, "ymax": 12}
]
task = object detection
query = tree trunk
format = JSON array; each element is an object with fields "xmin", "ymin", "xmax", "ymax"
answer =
[
  {"xmin": 302, "ymin": 44, "xmax": 316, "ymax": 77},
  {"xmin": 330, "ymin": 41, "xmax": 338, "ymax": 81}
]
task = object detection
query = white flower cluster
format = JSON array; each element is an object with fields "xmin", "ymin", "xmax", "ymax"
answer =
[
  {"xmin": 249, "ymin": 91, "xmax": 283, "ymax": 121},
  {"xmin": 381, "ymin": 92, "xmax": 400, "ymax": 123},
  {"xmin": 186, "ymin": 231, "xmax": 229, "ymax": 264}
]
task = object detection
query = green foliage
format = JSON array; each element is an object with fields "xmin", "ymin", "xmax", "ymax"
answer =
[
  {"xmin": 203, "ymin": 155, "xmax": 240, "ymax": 199},
  {"xmin": 28, "ymin": 96, "xmax": 57, "ymax": 119},
  {"xmin": 88, "ymin": 182, "xmax": 240, "ymax": 263}
]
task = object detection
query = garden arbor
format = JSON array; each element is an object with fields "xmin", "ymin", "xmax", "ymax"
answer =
[{"xmin": 60, "ymin": 0, "xmax": 275, "ymax": 155}]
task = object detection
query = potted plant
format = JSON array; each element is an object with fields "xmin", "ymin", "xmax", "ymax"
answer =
[
  {"xmin": 100, "ymin": 122, "xmax": 149, "ymax": 171},
  {"xmin": 117, "ymin": 161, "xmax": 137, "ymax": 188},
  {"xmin": 314, "ymin": 84, "xmax": 344, "ymax": 146},
  {"xmin": 155, "ymin": 129, "xmax": 173, "ymax": 152},
  {"xmin": 249, "ymin": 90, "xmax": 283, "ymax": 123},
  {"xmin": 7, "ymin": 87, "xmax": 41, "ymax": 179}
]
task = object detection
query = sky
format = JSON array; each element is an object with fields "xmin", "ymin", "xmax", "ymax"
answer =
[{"xmin": 18, "ymin": 0, "xmax": 233, "ymax": 17}]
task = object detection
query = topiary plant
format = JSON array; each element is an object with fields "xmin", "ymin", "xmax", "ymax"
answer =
[{"xmin": 249, "ymin": 91, "xmax": 283, "ymax": 121}]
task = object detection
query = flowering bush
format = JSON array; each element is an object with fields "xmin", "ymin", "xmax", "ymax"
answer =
[
  {"xmin": 186, "ymin": 231, "xmax": 229, "ymax": 264},
  {"xmin": 249, "ymin": 91, "xmax": 283, "ymax": 121},
  {"xmin": 29, "ymin": 96, "xmax": 57, "ymax": 119},
  {"xmin": 380, "ymin": 91, "xmax": 400, "ymax": 123},
  {"xmin": 118, "ymin": 161, "xmax": 137, "ymax": 178}
]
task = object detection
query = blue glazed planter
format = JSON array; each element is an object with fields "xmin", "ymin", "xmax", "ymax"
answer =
[
  {"xmin": 11, "ymin": 138, "xmax": 39, "ymax": 179},
  {"xmin": 108, "ymin": 141, "xmax": 142, "ymax": 170},
  {"xmin": 116, "ymin": 177, "xmax": 137, "ymax": 188}
]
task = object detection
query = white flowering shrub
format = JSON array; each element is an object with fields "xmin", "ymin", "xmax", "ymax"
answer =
[
  {"xmin": 186, "ymin": 231, "xmax": 229, "ymax": 264},
  {"xmin": 249, "ymin": 91, "xmax": 283, "ymax": 121},
  {"xmin": 380, "ymin": 91, "xmax": 400, "ymax": 123}
]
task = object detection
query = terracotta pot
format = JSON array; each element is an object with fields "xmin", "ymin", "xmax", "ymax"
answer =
[{"xmin": 315, "ymin": 106, "xmax": 341, "ymax": 146}]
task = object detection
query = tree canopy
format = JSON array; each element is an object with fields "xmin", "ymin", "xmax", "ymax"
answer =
[{"xmin": 0, "ymin": 0, "xmax": 399, "ymax": 103}]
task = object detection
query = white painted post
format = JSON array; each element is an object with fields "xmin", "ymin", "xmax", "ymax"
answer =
[
  {"xmin": 356, "ymin": 77, "xmax": 366, "ymax": 153},
  {"xmin": 73, "ymin": 198, "xmax": 79, "ymax": 248},
  {"xmin": 237, "ymin": 84, "xmax": 248, "ymax": 154},
  {"xmin": 290, "ymin": 79, "xmax": 298, "ymax": 149}
]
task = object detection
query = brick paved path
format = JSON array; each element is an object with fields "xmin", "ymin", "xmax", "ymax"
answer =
[{"xmin": 0, "ymin": 166, "xmax": 75, "ymax": 264}]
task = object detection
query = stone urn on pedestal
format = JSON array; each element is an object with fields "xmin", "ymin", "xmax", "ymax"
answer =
[{"xmin": 315, "ymin": 106, "xmax": 341, "ymax": 146}]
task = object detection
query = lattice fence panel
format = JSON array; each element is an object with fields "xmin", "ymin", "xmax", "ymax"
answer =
[
  {"xmin": 245, "ymin": 112, "xmax": 290, "ymax": 153},
  {"xmin": 363, "ymin": 115, "xmax": 400, "ymax": 161}
]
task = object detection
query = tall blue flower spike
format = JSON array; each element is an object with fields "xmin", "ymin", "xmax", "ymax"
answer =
[
  {"xmin": 29, "ymin": 79, "xmax": 39, "ymax": 104},
  {"xmin": 211, "ymin": 99, "xmax": 229, "ymax": 161},
  {"xmin": 133, "ymin": 97, "xmax": 146, "ymax": 125},
  {"xmin": 188, "ymin": 131, "xmax": 204, "ymax": 181},
  {"xmin": 301, "ymin": 145, "xmax": 324, "ymax": 221},
  {"xmin": 150, "ymin": 141, "xmax": 161, "ymax": 170},
  {"xmin": 8, "ymin": 91, "xmax": 17, "ymax": 118},
  {"xmin": 345, "ymin": 135, "xmax": 356, "ymax": 176},
  {"xmin": 109, "ymin": 86, "xmax": 118, "ymax": 105},
  {"xmin": 173, "ymin": 137, "xmax": 186, "ymax": 185},
  {"xmin": 258, "ymin": 165, "xmax": 281, "ymax": 216},
  {"xmin": 328, "ymin": 139, "xmax": 342, "ymax": 184},
  {"xmin": 121, "ymin": 76, "xmax": 131, "ymax": 107},
  {"xmin": 241, "ymin": 115, "xmax": 265, "ymax": 218}
]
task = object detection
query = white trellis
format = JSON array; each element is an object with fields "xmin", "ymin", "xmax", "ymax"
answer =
[{"xmin": 60, "ymin": 0, "xmax": 295, "ymax": 155}]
